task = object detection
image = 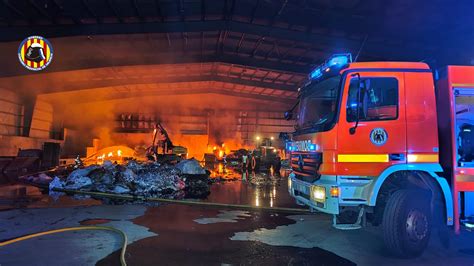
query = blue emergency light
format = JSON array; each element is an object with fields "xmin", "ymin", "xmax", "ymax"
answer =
[
  {"xmin": 308, "ymin": 53, "xmax": 352, "ymax": 81},
  {"xmin": 309, "ymin": 68, "xmax": 322, "ymax": 79},
  {"xmin": 328, "ymin": 54, "xmax": 352, "ymax": 66}
]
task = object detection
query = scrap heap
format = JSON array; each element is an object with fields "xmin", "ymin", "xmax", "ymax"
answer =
[{"xmin": 48, "ymin": 159, "xmax": 211, "ymax": 200}]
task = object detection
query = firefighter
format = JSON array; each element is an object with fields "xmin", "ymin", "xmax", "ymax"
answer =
[
  {"xmin": 74, "ymin": 155, "xmax": 83, "ymax": 169},
  {"xmin": 242, "ymin": 153, "xmax": 248, "ymax": 170}
]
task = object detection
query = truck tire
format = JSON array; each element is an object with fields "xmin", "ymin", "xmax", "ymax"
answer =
[{"xmin": 382, "ymin": 189, "xmax": 431, "ymax": 258}]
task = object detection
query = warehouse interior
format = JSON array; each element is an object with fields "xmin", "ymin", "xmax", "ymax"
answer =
[{"xmin": 0, "ymin": 0, "xmax": 474, "ymax": 265}]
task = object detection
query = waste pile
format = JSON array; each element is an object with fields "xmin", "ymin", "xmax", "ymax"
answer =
[{"xmin": 48, "ymin": 159, "xmax": 211, "ymax": 200}]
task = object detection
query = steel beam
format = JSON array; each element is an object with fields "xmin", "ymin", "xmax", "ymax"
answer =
[
  {"xmin": 0, "ymin": 20, "xmax": 419, "ymax": 60},
  {"xmin": 37, "ymin": 74, "xmax": 297, "ymax": 94},
  {"xmin": 65, "ymin": 87, "xmax": 293, "ymax": 104},
  {"xmin": 28, "ymin": 0, "xmax": 55, "ymax": 24},
  {"xmin": 107, "ymin": 0, "xmax": 123, "ymax": 23},
  {"xmin": 81, "ymin": 0, "xmax": 100, "ymax": 23},
  {"xmin": 3, "ymin": 0, "xmax": 28, "ymax": 21}
]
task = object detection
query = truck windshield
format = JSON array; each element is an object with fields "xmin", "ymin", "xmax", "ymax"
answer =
[{"xmin": 296, "ymin": 76, "xmax": 341, "ymax": 132}]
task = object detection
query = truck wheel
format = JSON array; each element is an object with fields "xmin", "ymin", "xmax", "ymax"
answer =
[{"xmin": 382, "ymin": 189, "xmax": 431, "ymax": 258}]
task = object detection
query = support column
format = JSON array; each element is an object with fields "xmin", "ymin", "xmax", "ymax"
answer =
[{"xmin": 20, "ymin": 94, "xmax": 37, "ymax": 137}]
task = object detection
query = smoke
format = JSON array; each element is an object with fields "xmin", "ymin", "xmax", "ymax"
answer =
[
  {"xmin": 50, "ymin": 93, "xmax": 290, "ymax": 158},
  {"xmin": 0, "ymin": 35, "xmax": 294, "ymax": 158}
]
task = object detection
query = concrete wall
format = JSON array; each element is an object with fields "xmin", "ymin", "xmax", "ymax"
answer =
[
  {"xmin": 0, "ymin": 135, "xmax": 61, "ymax": 156},
  {"xmin": 0, "ymin": 89, "xmax": 61, "ymax": 156},
  {"xmin": 30, "ymin": 99, "xmax": 53, "ymax": 139},
  {"xmin": 0, "ymin": 88, "xmax": 22, "ymax": 136}
]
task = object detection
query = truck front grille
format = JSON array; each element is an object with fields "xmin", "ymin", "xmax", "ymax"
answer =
[{"xmin": 291, "ymin": 152, "xmax": 322, "ymax": 183}]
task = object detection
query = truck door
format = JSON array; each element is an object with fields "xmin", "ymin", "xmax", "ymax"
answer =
[{"xmin": 337, "ymin": 71, "xmax": 406, "ymax": 176}]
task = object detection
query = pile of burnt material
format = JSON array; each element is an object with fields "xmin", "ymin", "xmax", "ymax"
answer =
[{"xmin": 48, "ymin": 159, "xmax": 211, "ymax": 200}]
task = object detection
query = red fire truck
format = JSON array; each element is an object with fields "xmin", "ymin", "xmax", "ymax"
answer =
[{"xmin": 286, "ymin": 54, "xmax": 474, "ymax": 257}]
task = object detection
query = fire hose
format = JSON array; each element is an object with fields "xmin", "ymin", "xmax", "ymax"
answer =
[
  {"xmin": 51, "ymin": 187, "xmax": 312, "ymax": 214},
  {"xmin": 0, "ymin": 226, "xmax": 128, "ymax": 266},
  {"xmin": 0, "ymin": 187, "xmax": 310, "ymax": 265}
]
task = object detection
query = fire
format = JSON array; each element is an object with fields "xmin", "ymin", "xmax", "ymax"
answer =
[{"xmin": 86, "ymin": 145, "xmax": 136, "ymax": 165}]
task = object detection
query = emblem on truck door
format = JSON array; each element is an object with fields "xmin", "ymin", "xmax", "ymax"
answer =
[{"xmin": 370, "ymin": 128, "xmax": 388, "ymax": 146}]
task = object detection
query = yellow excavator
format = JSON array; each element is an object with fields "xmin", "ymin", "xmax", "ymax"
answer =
[{"xmin": 146, "ymin": 122, "xmax": 187, "ymax": 163}]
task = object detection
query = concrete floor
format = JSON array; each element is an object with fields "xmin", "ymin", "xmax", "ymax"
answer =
[{"xmin": 0, "ymin": 167, "xmax": 473, "ymax": 266}]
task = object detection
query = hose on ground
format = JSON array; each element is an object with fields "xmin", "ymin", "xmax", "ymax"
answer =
[
  {"xmin": 0, "ymin": 226, "xmax": 128, "ymax": 266},
  {"xmin": 53, "ymin": 187, "xmax": 312, "ymax": 214}
]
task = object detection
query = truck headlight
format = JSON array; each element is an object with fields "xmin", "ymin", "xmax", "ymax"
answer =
[{"xmin": 311, "ymin": 185, "xmax": 326, "ymax": 202}]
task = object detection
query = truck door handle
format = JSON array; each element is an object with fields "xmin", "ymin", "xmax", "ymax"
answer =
[{"xmin": 389, "ymin": 153, "xmax": 405, "ymax": 161}]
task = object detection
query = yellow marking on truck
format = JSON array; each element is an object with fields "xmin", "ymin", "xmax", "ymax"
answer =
[
  {"xmin": 337, "ymin": 154, "xmax": 389, "ymax": 163},
  {"xmin": 452, "ymin": 83, "xmax": 474, "ymax": 88},
  {"xmin": 407, "ymin": 154, "xmax": 439, "ymax": 163}
]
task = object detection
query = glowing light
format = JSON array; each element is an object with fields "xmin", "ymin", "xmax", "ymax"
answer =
[
  {"xmin": 309, "ymin": 68, "xmax": 322, "ymax": 79},
  {"xmin": 218, "ymin": 150, "xmax": 224, "ymax": 158},
  {"xmin": 255, "ymin": 189, "xmax": 260, "ymax": 206},
  {"xmin": 273, "ymin": 148, "xmax": 277, "ymax": 153},
  {"xmin": 309, "ymin": 144, "xmax": 316, "ymax": 151},
  {"xmin": 311, "ymin": 186, "xmax": 326, "ymax": 202},
  {"xmin": 256, "ymin": 136, "xmax": 261, "ymax": 141},
  {"xmin": 327, "ymin": 54, "xmax": 350, "ymax": 66},
  {"xmin": 330, "ymin": 186, "xmax": 339, "ymax": 197},
  {"xmin": 270, "ymin": 136, "xmax": 274, "ymax": 140},
  {"xmin": 407, "ymin": 154, "xmax": 438, "ymax": 163},
  {"xmin": 108, "ymin": 152, "xmax": 113, "ymax": 157},
  {"xmin": 222, "ymin": 143, "xmax": 225, "ymax": 147},
  {"xmin": 117, "ymin": 150, "xmax": 122, "ymax": 157},
  {"xmin": 213, "ymin": 146, "xmax": 217, "ymax": 150},
  {"xmin": 465, "ymin": 222, "xmax": 474, "ymax": 229}
]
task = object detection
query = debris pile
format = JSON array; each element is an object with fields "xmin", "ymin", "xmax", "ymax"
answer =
[{"xmin": 48, "ymin": 159, "xmax": 211, "ymax": 200}]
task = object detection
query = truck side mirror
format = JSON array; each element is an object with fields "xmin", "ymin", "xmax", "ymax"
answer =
[{"xmin": 350, "ymin": 73, "xmax": 362, "ymax": 135}]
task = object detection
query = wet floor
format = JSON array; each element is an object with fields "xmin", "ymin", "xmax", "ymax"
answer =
[
  {"xmin": 206, "ymin": 164, "xmax": 298, "ymax": 208},
  {"xmin": 1, "ymin": 166, "xmax": 474, "ymax": 265}
]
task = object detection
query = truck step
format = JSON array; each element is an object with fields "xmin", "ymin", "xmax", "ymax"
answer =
[{"xmin": 332, "ymin": 206, "xmax": 365, "ymax": 231}]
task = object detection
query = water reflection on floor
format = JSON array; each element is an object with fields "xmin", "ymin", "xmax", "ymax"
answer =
[
  {"xmin": 205, "ymin": 163, "xmax": 297, "ymax": 209},
  {"xmin": 0, "ymin": 183, "xmax": 101, "ymax": 210},
  {"xmin": 0, "ymin": 163, "xmax": 297, "ymax": 210}
]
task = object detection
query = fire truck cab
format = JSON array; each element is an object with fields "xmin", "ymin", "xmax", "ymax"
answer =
[{"xmin": 286, "ymin": 54, "xmax": 474, "ymax": 257}]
